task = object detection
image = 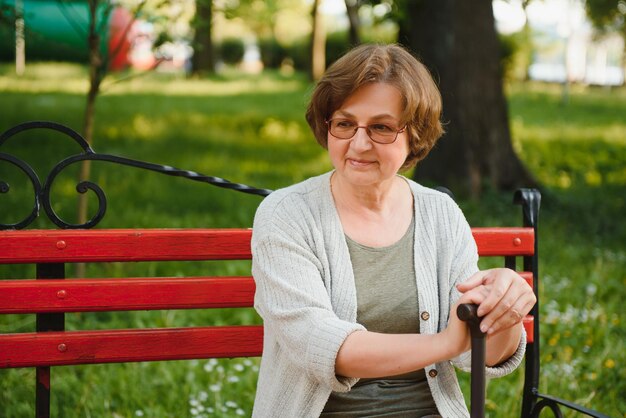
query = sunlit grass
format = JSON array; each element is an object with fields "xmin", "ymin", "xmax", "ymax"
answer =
[
  {"xmin": 0, "ymin": 63, "xmax": 308, "ymax": 97},
  {"xmin": 104, "ymin": 73, "xmax": 308, "ymax": 97},
  {"xmin": 1, "ymin": 63, "xmax": 625, "ymax": 417}
]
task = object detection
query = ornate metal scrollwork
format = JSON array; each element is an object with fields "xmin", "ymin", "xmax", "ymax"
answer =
[
  {"xmin": 0, "ymin": 151, "xmax": 42, "ymax": 229},
  {"xmin": 531, "ymin": 399, "xmax": 564, "ymax": 418},
  {"xmin": 1, "ymin": 121, "xmax": 272, "ymax": 230}
]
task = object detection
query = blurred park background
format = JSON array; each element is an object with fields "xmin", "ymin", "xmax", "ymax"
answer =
[{"xmin": 0, "ymin": 0, "xmax": 625, "ymax": 417}]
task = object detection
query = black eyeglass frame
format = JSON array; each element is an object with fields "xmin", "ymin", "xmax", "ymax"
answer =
[{"xmin": 325, "ymin": 119, "xmax": 407, "ymax": 145}]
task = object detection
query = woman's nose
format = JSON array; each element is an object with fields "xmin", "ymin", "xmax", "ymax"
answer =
[{"xmin": 350, "ymin": 127, "xmax": 373, "ymax": 151}]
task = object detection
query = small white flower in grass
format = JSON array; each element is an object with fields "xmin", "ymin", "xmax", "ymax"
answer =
[
  {"xmin": 252, "ymin": 365, "xmax": 259, "ymax": 372},
  {"xmin": 234, "ymin": 363, "xmax": 245, "ymax": 372},
  {"xmin": 236, "ymin": 408, "xmax": 245, "ymax": 416},
  {"xmin": 225, "ymin": 401, "xmax": 238, "ymax": 408},
  {"xmin": 189, "ymin": 399, "xmax": 200, "ymax": 407},
  {"xmin": 561, "ymin": 363, "xmax": 574, "ymax": 376},
  {"xmin": 243, "ymin": 359, "xmax": 253, "ymax": 367},
  {"xmin": 217, "ymin": 365, "xmax": 225, "ymax": 373},
  {"xmin": 190, "ymin": 408, "xmax": 199, "ymax": 416},
  {"xmin": 209, "ymin": 383, "xmax": 221, "ymax": 392},
  {"xmin": 207, "ymin": 407, "xmax": 215, "ymax": 414},
  {"xmin": 227, "ymin": 375, "xmax": 240, "ymax": 383},
  {"xmin": 204, "ymin": 359, "xmax": 219, "ymax": 372},
  {"xmin": 135, "ymin": 411, "xmax": 144, "ymax": 417},
  {"xmin": 586, "ymin": 284, "xmax": 597, "ymax": 296},
  {"xmin": 221, "ymin": 406, "xmax": 228, "ymax": 412},
  {"xmin": 199, "ymin": 391, "xmax": 208, "ymax": 401}
]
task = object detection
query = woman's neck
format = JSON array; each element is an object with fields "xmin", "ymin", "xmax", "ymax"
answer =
[
  {"xmin": 330, "ymin": 173, "xmax": 414, "ymax": 247},
  {"xmin": 330, "ymin": 173, "xmax": 406, "ymax": 217}
]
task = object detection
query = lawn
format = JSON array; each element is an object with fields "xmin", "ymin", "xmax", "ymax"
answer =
[{"xmin": 0, "ymin": 63, "xmax": 624, "ymax": 417}]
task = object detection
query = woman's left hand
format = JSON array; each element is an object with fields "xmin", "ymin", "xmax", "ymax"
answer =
[{"xmin": 456, "ymin": 268, "xmax": 536, "ymax": 335}]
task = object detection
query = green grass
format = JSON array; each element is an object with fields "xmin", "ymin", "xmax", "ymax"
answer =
[{"xmin": 1, "ymin": 64, "xmax": 625, "ymax": 417}]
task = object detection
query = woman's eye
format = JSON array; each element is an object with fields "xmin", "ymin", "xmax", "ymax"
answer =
[
  {"xmin": 336, "ymin": 120, "xmax": 355, "ymax": 128},
  {"xmin": 370, "ymin": 124, "xmax": 394, "ymax": 133}
]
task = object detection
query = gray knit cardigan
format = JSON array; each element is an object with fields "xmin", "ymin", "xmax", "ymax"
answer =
[{"xmin": 251, "ymin": 172, "xmax": 525, "ymax": 418}]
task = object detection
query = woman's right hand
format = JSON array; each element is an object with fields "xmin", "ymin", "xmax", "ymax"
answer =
[{"xmin": 441, "ymin": 291, "xmax": 487, "ymax": 357}]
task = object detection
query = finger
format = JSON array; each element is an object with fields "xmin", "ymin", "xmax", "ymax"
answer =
[
  {"xmin": 480, "ymin": 295, "xmax": 519, "ymax": 334},
  {"xmin": 480, "ymin": 275, "xmax": 535, "ymax": 322},
  {"xmin": 476, "ymin": 272, "xmax": 513, "ymax": 317},
  {"xmin": 518, "ymin": 294, "xmax": 537, "ymax": 317},
  {"xmin": 457, "ymin": 287, "xmax": 488, "ymax": 308},
  {"xmin": 456, "ymin": 270, "xmax": 491, "ymax": 292},
  {"xmin": 482, "ymin": 291, "xmax": 535, "ymax": 334}
]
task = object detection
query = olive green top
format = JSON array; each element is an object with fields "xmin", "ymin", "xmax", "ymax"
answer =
[{"xmin": 321, "ymin": 215, "xmax": 439, "ymax": 417}]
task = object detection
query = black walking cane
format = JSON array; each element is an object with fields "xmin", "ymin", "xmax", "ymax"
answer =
[{"xmin": 458, "ymin": 303, "xmax": 487, "ymax": 418}]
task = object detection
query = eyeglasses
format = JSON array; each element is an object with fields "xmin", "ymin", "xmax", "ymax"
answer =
[{"xmin": 326, "ymin": 118, "xmax": 406, "ymax": 144}]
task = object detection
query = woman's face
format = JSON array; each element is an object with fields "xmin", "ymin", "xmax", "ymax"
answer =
[{"xmin": 328, "ymin": 82, "xmax": 409, "ymax": 189}]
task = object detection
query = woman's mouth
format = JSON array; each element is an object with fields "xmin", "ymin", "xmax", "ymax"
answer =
[{"xmin": 347, "ymin": 158, "xmax": 375, "ymax": 167}]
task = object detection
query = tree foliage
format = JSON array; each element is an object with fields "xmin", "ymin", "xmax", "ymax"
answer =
[
  {"xmin": 221, "ymin": 0, "xmax": 302, "ymax": 39},
  {"xmin": 586, "ymin": 0, "xmax": 626, "ymax": 37},
  {"xmin": 219, "ymin": 37, "xmax": 245, "ymax": 64}
]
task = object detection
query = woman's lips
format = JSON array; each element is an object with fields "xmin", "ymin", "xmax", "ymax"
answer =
[{"xmin": 347, "ymin": 158, "xmax": 375, "ymax": 167}]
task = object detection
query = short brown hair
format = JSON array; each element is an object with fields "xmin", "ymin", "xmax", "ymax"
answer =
[{"xmin": 305, "ymin": 43, "xmax": 444, "ymax": 170}]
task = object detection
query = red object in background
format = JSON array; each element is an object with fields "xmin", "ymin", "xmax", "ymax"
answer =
[{"xmin": 108, "ymin": 7, "xmax": 134, "ymax": 71}]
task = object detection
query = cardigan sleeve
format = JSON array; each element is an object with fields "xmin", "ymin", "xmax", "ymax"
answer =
[
  {"xmin": 252, "ymin": 193, "xmax": 365, "ymax": 392},
  {"xmin": 444, "ymin": 198, "xmax": 526, "ymax": 377}
]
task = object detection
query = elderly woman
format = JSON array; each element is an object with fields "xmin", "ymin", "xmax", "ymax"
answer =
[{"xmin": 251, "ymin": 44, "xmax": 535, "ymax": 418}]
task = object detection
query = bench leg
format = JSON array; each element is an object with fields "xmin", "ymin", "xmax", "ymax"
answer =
[
  {"xmin": 36, "ymin": 367, "xmax": 51, "ymax": 418},
  {"xmin": 34, "ymin": 263, "xmax": 65, "ymax": 418}
]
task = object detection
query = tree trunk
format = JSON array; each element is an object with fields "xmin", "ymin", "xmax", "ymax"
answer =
[
  {"xmin": 191, "ymin": 0, "xmax": 215, "ymax": 75},
  {"xmin": 521, "ymin": 0, "xmax": 533, "ymax": 81},
  {"xmin": 78, "ymin": 0, "xmax": 104, "ymax": 226},
  {"xmin": 310, "ymin": 0, "xmax": 326, "ymax": 81},
  {"xmin": 345, "ymin": 0, "xmax": 361, "ymax": 46},
  {"xmin": 15, "ymin": 0, "xmax": 25, "ymax": 76},
  {"xmin": 76, "ymin": 0, "xmax": 105, "ymax": 277},
  {"xmin": 401, "ymin": 0, "xmax": 536, "ymax": 196}
]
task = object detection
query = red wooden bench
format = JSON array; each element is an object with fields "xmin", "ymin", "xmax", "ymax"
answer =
[
  {"xmin": 0, "ymin": 225, "xmax": 535, "ymax": 417},
  {"xmin": 0, "ymin": 122, "xmax": 608, "ymax": 418}
]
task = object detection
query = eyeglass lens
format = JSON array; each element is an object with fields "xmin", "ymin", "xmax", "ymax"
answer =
[{"xmin": 328, "ymin": 119, "xmax": 401, "ymax": 144}]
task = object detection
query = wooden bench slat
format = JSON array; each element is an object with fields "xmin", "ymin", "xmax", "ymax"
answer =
[
  {"xmin": 0, "ymin": 326, "xmax": 264, "ymax": 368},
  {"xmin": 0, "ymin": 228, "xmax": 532, "ymax": 264},
  {"xmin": 0, "ymin": 273, "xmax": 532, "ymax": 312},
  {"xmin": 0, "ymin": 229, "xmax": 253, "ymax": 264},
  {"xmin": 0, "ymin": 277, "xmax": 256, "ymax": 313},
  {"xmin": 472, "ymin": 227, "xmax": 534, "ymax": 256},
  {"xmin": 523, "ymin": 315, "xmax": 534, "ymax": 343}
]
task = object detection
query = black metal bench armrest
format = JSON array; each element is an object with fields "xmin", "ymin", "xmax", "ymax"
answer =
[{"xmin": 529, "ymin": 393, "xmax": 612, "ymax": 418}]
